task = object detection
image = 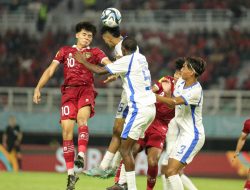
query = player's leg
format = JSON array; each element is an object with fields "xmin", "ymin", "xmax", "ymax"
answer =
[
  {"xmin": 75, "ymin": 105, "xmax": 91, "ymax": 168},
  {"xmin": 244, "ymin": 168, "xmax": 250, "ymax": 190},
  {"xmin": 100, "ymin": 117, "xmax": 125, "ymax": 170},
  {"xmin": 61, "ymin": 119, "xmax": 79, "ymax": 190},
  {"xmin": 15, "ymin": 146, "xmax": 22, "ymax": 170},
  {"xmin": 146, "ymin": 147, "xmax": 162, "ymax": 190},
  {"xmin": 180, "ymin": 171, "xmax": 198, "ymax": 190},
  {"xmin": 120, "ymin": 137, "xmax": 137, "ymax": 190},
  {"xmin": 166, "ymin": 158, "xmax": 185, "ymax": 190}
]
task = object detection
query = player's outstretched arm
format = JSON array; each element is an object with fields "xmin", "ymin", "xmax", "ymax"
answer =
[
  {"xmin": 156, "ymin": 95, "xmax": 185, "ymax": 107},
  {"xmin": 233, "ymin": 132, "xmax": 248, "ymax": 160},
  {"xmin": 33, "ymin": 61, "xmax": 59, "ymax": 104},
  {"xmin": 74, "ymin": 51, "xmax": 109, "ymax": 74}
]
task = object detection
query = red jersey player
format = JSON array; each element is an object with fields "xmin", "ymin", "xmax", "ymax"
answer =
[
  {"xmin": 33, "ymin": 22, "xmax": 110, "ymax": 190},
  {"xmin": 233, "ymin": 119, "xmax": 250, "ymax": 190},
  {"xmin": 107, "ymin": 76, "xmax": 175, "ymax": 190}
]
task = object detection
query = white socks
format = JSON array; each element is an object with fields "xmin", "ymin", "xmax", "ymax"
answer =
[
  {"xmin": 181, "ymin": 174, "xmax": 198, "ymax": 190},
  {"xmin": 118, "ymin": 164, "xmax": 127, "ymax": 185},
  {"xmin": 78, "ymin": 152, "xmax": 85, "ymax": 159},
  {"xmin": 67, "ymin": 168, "xmax": 74, "ymax": 176},
  {"xmin": 126, "ymin": 171, "xmax": 137, "ymax": 190},
  {"xmin": 161, "ymin": 174, "xmax": 167, "ymax": 190},
  {"xmin": 111, "ymin": 151, "xmax": 122, "ymax": 169},
  {"xmin": 169, "ymin": 174, "xmax": 184, "ymax": 190},
  {"xmin": 99, "ymin": 151, "xmax": 115, "ymax": 170}
]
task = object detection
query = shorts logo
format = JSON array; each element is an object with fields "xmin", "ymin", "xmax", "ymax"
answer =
[
  {"xmin": 160, "ymin": 142, "xmax": 163, "ymax": 148},
  {"xmin": 86, "ymin": 99, "xmax": 89, "ymax": 102},
  {"xmin": 63, "ymin": 146, "xmax": 67, "ymax": 152},
  {"xmin": 79, "ymin": 132, "xmax": 89, "ymax": 140}
]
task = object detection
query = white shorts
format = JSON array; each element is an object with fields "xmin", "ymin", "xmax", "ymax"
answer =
[
  {"xmin": 121, "ymin": 104, "xmax": 156, "ymax": 140},
  {"xmin": 169, "ymin": 130, "xmax": 205, "ymax": 164},
  {"xmin": 161, "ymin": 119, "xmax": 179, "ymax": 165},
  {"xmin": 115, "ymin": 90, "xmax": 129, "ymax": 119}
]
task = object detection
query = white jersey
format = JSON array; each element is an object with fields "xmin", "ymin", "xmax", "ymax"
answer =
[
  {"xmin": 173, "ymin": 78, "xmax": 205, "ymax": 136},
  {"xmin": 113, "ymin": 37, "xmax": 139, "ymax": 59},
  {"xmin": 105, "ymin": 52, "xmax": 156, "ymax": 108}
]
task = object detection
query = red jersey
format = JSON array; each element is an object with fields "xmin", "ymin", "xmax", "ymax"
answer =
[
  {"xmin": 242, "ymin": 119, "xmax": 250, "ymax": 134},
  {"xmin": 54, "ymin": 45, "xmax": 106, "ymax": 86},
  {"xmin": 154, "ymin": 76, "xmax": 175, "ymax": 124}
]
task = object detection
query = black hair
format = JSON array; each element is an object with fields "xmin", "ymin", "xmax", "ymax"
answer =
[
  {"xmin": 75, "ymin": 21, "xmax": 97, "ymax": 36},
  {"xmin": 100, "ymin": 26, "xmax": 121, "ymax": 38},
  {"xmin": 121, "ymin": 37, "xmax": 137, "ymax": 53},
  {"xmin": 175, "ymin": 57, "xmax": 185, "ymax": 71},
  {"xmin": 185, "ymin": 57, "xmax": 206, "ymax": 77}
]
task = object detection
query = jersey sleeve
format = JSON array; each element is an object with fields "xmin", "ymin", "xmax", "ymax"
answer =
[
  {"xmin": 242, "ymin": 119, "xmax": 250, "ymax": 134},
  {"xmin": 105, "ymin": 56, "xmax": 129, "ymax": 74},
  {"xmin": 53, "ymin": 47, "xmax": 65, "ymax": 63},
  {"xmin": 92, "ymin": 48, "xmax": 107, "ymax": 64},
  {"xmin": 181, "ymin": 87, "xmax": 203, "ymax": 106}
]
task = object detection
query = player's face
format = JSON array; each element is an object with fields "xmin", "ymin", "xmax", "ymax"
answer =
[
  {"xmin": 76, "ymin": 29, "xmax": 93, "ymax": 48},
  {"xmin": 174, "ymin": 70, "xmax": 181, "ymax": 83},
  {"xmin": 102, "ymin": 33, "xmax": 114, "ymax": 48},
  {"xmin": 181, "ymin": 62, "xmax": 195, "ymax": 80}
]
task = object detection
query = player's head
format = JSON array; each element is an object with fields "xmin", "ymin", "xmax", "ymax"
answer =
[
  {"xmin": 75, "ymin": 22, "xmax": 97, "ymax": 47},
  {"xmin": 100, "ymin": 26, "xmax": 121, "ymax": 48},
  {"xmin": 173, "ymin": 57, "xmax": 185, "ymax": 82},
  {"xmin": 121, "ymin": 37, "xmax": 137, "ymax": 56},
  {"xmin": 181, "ymin": 57, "xmax": 206, "ymax": 80},
  {"xmin": 8, "ymin": 115, "xmax": 16, "ymax": 127}
]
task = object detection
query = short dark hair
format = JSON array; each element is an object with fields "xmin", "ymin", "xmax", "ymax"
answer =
[
  {"xmin": 75, "ymin": 21, "xmax": 97, "ymax": 36},
  {"xmin": 185, "ymin": 57, "xmax": 206, "ymax": 77},
  {"xmin": 175, "ymin": 57, "xmax": 185, "ymax": 71},
  {"xmin": 100, "ymin": 26, "xmax": 120, "ymax": 37},
  {"xmin": 121, "ymin": 37, "xmax": 137, "ymax": 53}
]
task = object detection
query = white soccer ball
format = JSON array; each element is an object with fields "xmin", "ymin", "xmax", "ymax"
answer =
[{"xmin": 101, "ymin": 8, "xmax": 122, "ymax": 28}]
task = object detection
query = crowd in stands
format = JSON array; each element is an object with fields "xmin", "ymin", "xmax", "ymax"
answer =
[{"xmin": 0, "ymin": 26, "xmax": 250, "ymax": 90}]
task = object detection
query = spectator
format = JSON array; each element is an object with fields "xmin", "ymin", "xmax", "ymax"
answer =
[{"xmin": 2, "ymin": 116, "xmax": 23, "ymax": 170}]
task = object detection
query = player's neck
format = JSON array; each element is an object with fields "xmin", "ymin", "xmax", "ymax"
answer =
[
  {"xmin": 76, "ymin": 44, "xmax": 88, "ymax": 50},
  {"xmin": 184, "ymin": 78, "xmax": 197, "ymax": 88},
  {"xmin": 113, "ymin": 36, "xmax": 123, "ymax": 45}
]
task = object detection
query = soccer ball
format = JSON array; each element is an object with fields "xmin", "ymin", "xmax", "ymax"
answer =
[{"xmin": 101, "ymin": 8, "xmax": 122, "ymax": 28}]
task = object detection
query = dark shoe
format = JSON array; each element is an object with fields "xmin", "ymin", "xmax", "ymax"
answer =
[
  {"xmin": 66, "ymin": 173, "xmax": 79, "ymax": 190},
  {"xmin": 106, "ymin": 183, "xmax": 128, "ymax": 190},
  {"xmin": 74, "ymin": 155, "xmax": 84, "ymax": 168}
]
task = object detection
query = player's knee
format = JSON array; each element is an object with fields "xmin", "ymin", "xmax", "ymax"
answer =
[
  {"xmin": 77, "ymin": 118, "xmax": 88, "ymax": 127},
  {"xmin": 147, "ymin": 156, "xmax": 158, "ymax": 167},
  {"xmin": 113, "ymin": 123, "xmax": 123, "ymax": 136},
  {"xmin": 119, "ymin": 146, "xmax": 130, "ymax": 157},
  {"xmin": 166, "ymin": 167, "xmax": 178, "ymax": 177}
]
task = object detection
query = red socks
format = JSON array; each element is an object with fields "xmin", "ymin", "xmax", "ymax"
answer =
[
  {"xmin": 78, "ymin": 125, "xmax": 89, "ymax": 153},
  {"xmin": 147, "ymin": 165, "xmax": 158, "ymax": 190},
  {"xmin": 244, "ymin": 180, "xmax": 250, "ymax": 189},
  {"xmin": 63, "ymin": 140, "xmax": 75, "ymax": 169},
  {"xmin": 115, "ymin": 161, "xmax": 123, "ymax": 183}
]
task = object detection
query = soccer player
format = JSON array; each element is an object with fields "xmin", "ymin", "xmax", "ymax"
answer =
[
  {"xmin": 107, "ymin": 75, "xmax": 175, "ymax": 190},
  {"xmin": 156, "ymin": 57, "xmax": 206, "ymax": 190},
  {"xmin": 161, "ymin": 58, "xmax": 198, "ymax": 190},
  {"xmin": 232, "ymin": 119, "xmax": 250, "ymax": 190},
  {"xmin": 84, "ymin": 26, "xmax": 139, "ymax": 178},
  {"xmin": 33, "ymin": 21, "xmax": 110, "ymax": 190},
  {"xmin": 74, "ymin": 37, "xmax": 156, "ymax": 190}
]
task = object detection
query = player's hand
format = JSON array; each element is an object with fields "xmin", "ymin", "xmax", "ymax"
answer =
[
  {"xmin": 74, "ymin": 51, "xmax": 87, "ymax": 64},
  {"xmin": 232, "ymin": 152, "xmax": 239, "ymax": 162},
  {"xmin": 103, "ymin": 74, "xmax": 119, "ymax": 83},
  {"xmin": 33, "ymin": 88, "xmax": 41, "ymax": 104},
  {"xmin": 161, "ymin": 78, "xmax": 171, "ymax": 94}
]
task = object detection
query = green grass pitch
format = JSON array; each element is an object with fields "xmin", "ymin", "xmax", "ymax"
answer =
[{"xmin": 0, "ymin": 172, "xmax": 244, "ymax": 190}]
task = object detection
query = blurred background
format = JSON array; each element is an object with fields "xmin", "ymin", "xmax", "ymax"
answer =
[{"xmin": 0, "ymin": 0, "xmax": 250, "ymax": 179}]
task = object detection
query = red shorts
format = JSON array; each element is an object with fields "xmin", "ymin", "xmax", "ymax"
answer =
[
  {"xmin": 137, "ymin": 118, "xmax": 168, "ymax": 150},
  {"xmin": 60, "ymin": 85, "xmax": 97, "ymax": 120}
]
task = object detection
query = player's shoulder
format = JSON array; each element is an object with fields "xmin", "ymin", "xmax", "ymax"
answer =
[{"xmin": 244, "ymin": 119, "xmax": 250, "ymax": 129}]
